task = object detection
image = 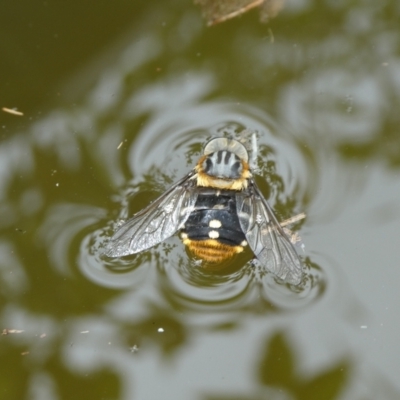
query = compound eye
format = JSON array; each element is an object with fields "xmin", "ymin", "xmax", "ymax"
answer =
[{"xmin": 203, "ymin": 157, "xmax": 213, "ymax": 172}]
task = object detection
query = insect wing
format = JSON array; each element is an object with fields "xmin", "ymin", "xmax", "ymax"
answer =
[
  {"xmin": 105, "ymin": 173, "xmax": 198, "ymax": 257},
  {"xmin": 236, "ymin": 182, "xmax": 303, "ymax": 285}
]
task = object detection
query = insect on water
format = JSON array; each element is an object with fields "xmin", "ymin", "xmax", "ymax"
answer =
[{"xmin": 105, "ymin": 134, "xmax": 304, "ymax": 285}]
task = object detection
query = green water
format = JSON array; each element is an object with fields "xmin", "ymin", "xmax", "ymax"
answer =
[{"xmin": 1, "ymin": 1, "xmax": 400, "ymax": 399}]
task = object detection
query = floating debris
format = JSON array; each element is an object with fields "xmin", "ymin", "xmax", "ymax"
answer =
[
  {"xmin": 117, "ymin": 139, "xmax": 127, "ymax": 150},
  {"xmin": 2, "ymin": 329, "xmax": 24, "ymax": 335},
  {"xmin": 2, "ymin": 107, "xmax": 24, "ymax": 116},
  {"xmin": 195, "ymin": 0, "xmax": 286, "ymax": 26},
  {"xmin": 130, "ymin": 344, "xmax": 139, "ymax": 353}
]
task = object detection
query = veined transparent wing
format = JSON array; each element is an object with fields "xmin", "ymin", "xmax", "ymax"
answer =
[
  {"xmin": 105, "ymin": 172, "xmax": 198, "ymax": 257},
  {"xmin": 236, "ymin": 181, "xmax": 303, "ymax": 285}
]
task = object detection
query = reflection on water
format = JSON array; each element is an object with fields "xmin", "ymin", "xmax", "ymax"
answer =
[
  {"xmin": 204, "ymin": 330, "xmax": 351, "ymax": 400},
  {"xmin": 2, "ymin": 0, "xmax": 400, "ymax": 398},
  {"xmin": 163, "ymin": 255, "xmax": 324, "ymax": 315},
  {"xmin": 39, "ymin": 203, "xmax": 106, "ymax": 277}
]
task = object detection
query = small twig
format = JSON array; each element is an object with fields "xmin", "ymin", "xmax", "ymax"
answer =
[
  {"xmin": 209, "ymin": 0, "xmax": 264, "ymax": 26},
  {"xmin": 281, "ymin": 212, "xmax": 306, "ymax": 227},
  {"xmin": 2, "ymin": 107, "xmax": 24, "ymax": 116},
  {"xmin": 2, "ymin": 329, "xmax": 24, "ymax": 335}
]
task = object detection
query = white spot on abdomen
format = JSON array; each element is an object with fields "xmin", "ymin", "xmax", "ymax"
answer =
[
  {"xmin": 208, "ymin": 230, "xmax": 219, "ymax": 239},
  {"xmin": 209, "ymin": 219, "xmax": 222, "ymax": 228}
]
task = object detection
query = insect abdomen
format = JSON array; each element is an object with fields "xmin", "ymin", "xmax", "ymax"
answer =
[
  {"xmin": 180, "ymin": 191, "xmax": 247, "ymax": 263},
  {"xmin": 182, "ymin": 238, "xmax": 243, "ymax": 263}
]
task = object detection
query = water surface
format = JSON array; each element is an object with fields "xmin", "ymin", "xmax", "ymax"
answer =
[{"xmin": 1, "ymin": 1, "xmax": 400, "ymax": 399}]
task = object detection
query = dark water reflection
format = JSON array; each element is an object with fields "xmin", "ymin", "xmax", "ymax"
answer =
[{"xmin": 2, "ymin": 0, "xmax": 400, "ymax": 399}]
